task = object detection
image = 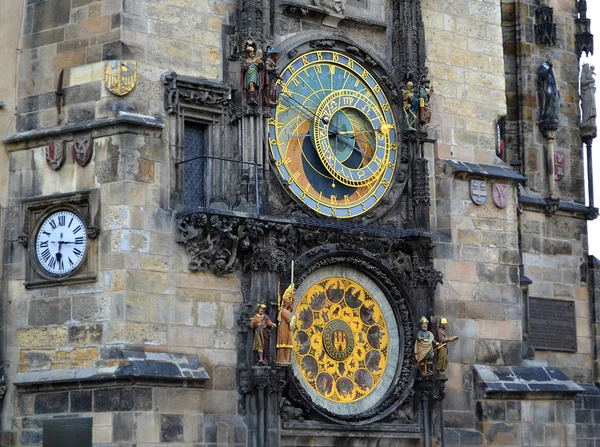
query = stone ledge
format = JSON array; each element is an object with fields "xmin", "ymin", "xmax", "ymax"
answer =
[
  {"xmin": 473, "ymin": 364, "xmax": 584, "ymax": 399},
  {"xmin": 282, "ymin": 421, "xmax": 421, "ymax": 441},
  {"xmin": 14, "ymin": 351, "xmax": 209, "ymax": 392},
  {"xmin": 521, "ymin": 195, "xmax": 598, "ymax": 220},
  {"xmin": 442, "ymin": 159, "xmax": 527, "ymax": 181},
  {"xmin": 3, "ymin": 112, "xmax": 165, "ymax": 149}
]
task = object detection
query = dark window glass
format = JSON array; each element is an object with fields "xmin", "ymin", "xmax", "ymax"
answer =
[{"xmin": 183, "ymin": 122, "xmax": 206, "ymax": 208}]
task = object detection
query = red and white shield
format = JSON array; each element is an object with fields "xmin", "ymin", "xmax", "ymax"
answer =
[
  {"xmin": 492, "ymin": 183, "xmax": 509, "ymax": 209},
  {"xmin": 554, "ymin": 152, "xmax": 565, "ymax": 181},
  {"xmin": 45, "ymin": 141, "xmax": 65, "ymax": 171},
  {"xmin": 73, "ymin": 135, "xmax": 93, "ymax": 167}
]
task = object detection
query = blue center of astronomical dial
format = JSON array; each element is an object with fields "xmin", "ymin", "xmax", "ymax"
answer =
[{"xmin": 317, "ymin": 110, "xmax": 356, "ymax": 163}]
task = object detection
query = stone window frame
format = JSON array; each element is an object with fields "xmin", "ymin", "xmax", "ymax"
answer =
[{"xmin": 162, "ymin": 73, "xmax": 232, "ymax": 210}]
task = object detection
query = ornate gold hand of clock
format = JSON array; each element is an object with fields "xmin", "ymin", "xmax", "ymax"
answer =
[{"xmin": 269, "ymin": 50, "xmax": 398, "ymax": 218}]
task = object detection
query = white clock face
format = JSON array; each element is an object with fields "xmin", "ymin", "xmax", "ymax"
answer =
[{"xmin": 35, "ymin": 210, "xmax": 87, "ymax": 276}]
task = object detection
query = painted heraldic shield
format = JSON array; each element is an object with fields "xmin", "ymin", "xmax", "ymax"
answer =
[
  {"xmin": 492, "ymin": 183, "xmax": 509, "ymax": 209},
  {"xmin": 470, "ymin": 179, "xmax": 487, "ymax": 205},
  {"xmin": 73, "ymin": 135, "xmax": 93, "ymax": 167},
  {"xmin": 45, "ymin": 141, "xmax": 65, "ymax": 171},
  {"xmin": 105, "ymin": 60, "xmax": 137, "ymax": 96}
]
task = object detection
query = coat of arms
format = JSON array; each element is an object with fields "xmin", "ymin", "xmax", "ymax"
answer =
[
  {"xmin": 470, "ymin": 179, "xmax": 487, "ymax": 205},
  {"xmin": 492, "ymin": 183, "xmax": 509, "ymax": 209},
  {"xmin": 73, "ymin": 135, "xmax": 93, "ymax": 167},
  {"xmin": 45, "ymin": 141, "xmax": 65, "ymax": 171},
  {"xmin": 554, "ymin": 151, "xmax": 565, "ymax": 181},
  {"xmin": 105, "ymin": 60, "xmax": 137, "ymax": 96}
]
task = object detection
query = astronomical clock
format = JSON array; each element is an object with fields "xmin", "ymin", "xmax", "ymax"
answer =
[
  {"xmin": 269, "ymin": 49, "xmax": 399, "ymax": 218},
  {"xmin": 258, "ymin": 37, "xmax": 421, "ymax": 427}
]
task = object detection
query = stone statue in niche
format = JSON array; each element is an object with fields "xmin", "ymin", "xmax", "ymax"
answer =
[
  {"xmin": 241, "ymin": 42, "xmax": 264, "ymax": 105},
  {"xmin": 276, "ymin": 284, "xmax": 295, "ymax": 365},
  {"xmin": 580, "ymin": 63, "xmax": 596, "ymax": 130},
  {"xmin": 414, "ymin": 316, "xmax": 436, "ymax": 374},
  {"xmin": 435, "ymin": 317, "xmax": 459, "ymax": 372},
  {"xmin": 314, "ymin": 0, "xmax": 346, "ymax": 15},
  {"xmin": 264, "ymin": 49, "xmax": 281, "ymax": 108},
  {"xmin": 402, "ymin": 81, "xmax": 417, "ymax": 131},
  {"xmin": 250, "ymin": 304, "xmax": 276, "ymax": 364},
  {"xmin": 578, "ymin": 0, "xmax": 587, "ymax": 19},
  {"xmin": 418, "ymin": 75, "xmax": 433, "ymax": 124},
  {"xmin": 538, "ymin": 58, "xmax": 560, "ymax": 129}
]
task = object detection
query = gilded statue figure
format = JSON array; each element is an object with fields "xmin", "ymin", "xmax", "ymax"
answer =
[
  {"xmin": 580, "ymin": 64, "xmax": 596, "ymax": 130},
  {"xmin": 250, "ymin": 304, "xmax": 276, "ymax": 364},
  {"xmin": 435, "ymin": 317, "xmax": 459, "ymax": 372},
  {"xmin": 418, "ymin": 76, "xmax": 433, "ymax": 124},
  {"xmin": 241, "ymin": 44, "xmax": 264, "ymax": 105},
  {"xmin": 277, "ymin": 284, "xmax": 296, "ymax": 365},
  {"xmin": 264, "ymin": 49, "xmax": 281, "ymax": 108},
  {"xmin": 414, "ymin": 316, "xmax": 436, "ymax": 374},
  {"xmin": 403, "ymin": 81, "xmax": 417, "ymax": 131}
]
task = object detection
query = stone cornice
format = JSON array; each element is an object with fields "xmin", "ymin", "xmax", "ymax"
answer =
[{"xmin": 3, "ymin": 113, "xmax": 164, "ymax": 150}]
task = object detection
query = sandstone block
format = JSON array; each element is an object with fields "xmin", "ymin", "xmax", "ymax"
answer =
[
  {"xmin": 48, "ymin": 327, "xmax": 68, "ymax": 346},
  {"xmin": 127, "ymin": 270, "xmax": 168, "ymax": 293},
  {"xmin": 198, "ymin": 302, "xmax": 217, "ymax": 328},
  {"xmin": 125, "ymin": 293, "xmax": 148, "ymax": 321},
  {"xmin": 155, "ymin": 389, "xmax": 204, "ymax": 413},
  {"xmin": 135, "ymin": 412, "xmax": 160, "ymax": 442},
  {"xmin": 72, "ymin": 294, "xmax": 111, "ymax": 322},
  {"xmin": 105, "ymin": 322, "xmax": 167, "ymax": 345},
  {"xmin": 169, "ymin": 326, "xmax": 214, "ymax": 348},
  {"xmin": 17, "ymin": 328, "xmax": 48, "ymax": 348},
  {"xmin": 139, "ymin": 253, "xmax": 170, "ymax": 272}
]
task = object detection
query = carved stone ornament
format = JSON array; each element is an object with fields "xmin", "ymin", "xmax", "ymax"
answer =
[
  {"xmin": 545, "ymin": 197, "xmax": 560, "ymax": 214},
  {"xmin": 470, "ymin": 179, "xmax": 487, "ymax": 205},
  {"xmin": 313, "ymin": 0, "xmax": 345, "ymax": 16},
  {"xmin": 554, "ymin": 152, "xmax": 565, "ymax": 181},
  {"xmin": 163, "ymin": 72, "xmax": 232, "ymax": 116},
  {"xmin": 73, "ymin": 134, "xmax": 93, "ymax": 167},
  {"xmin": 492, "ymin": 183, "xmax": 509, "ymax": 209},
  {"xmin": 45, "ymin": 141, "xmax": 65, "ymax": 171},
  {"xmin": 175, "ymin": 210, "xmax": 442, "ymax": 290}
]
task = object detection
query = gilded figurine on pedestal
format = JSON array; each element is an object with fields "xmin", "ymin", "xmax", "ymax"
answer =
[
  {"xmin": 414, "ymin": 316, "xmax": 436, "ymax": 374},
  {"xmin": 263, "ymin": 49, "xmax": 281, "ymax": 108},
  {"xmin": 241, "ymin": 42, "xmax": 264, "ymax": 105},
  {"xmin": 435, "ymin": 317, "xmax": 459, "ymax": 372},
  {"xmin": 250, "ymin": 303, "xmax": 276, "ymax": 364},
  {"xmin": 276, "ymin": 284, "xmax": 296, "ymax": 365},
  {"xmin": 418, "ymin": 75, "xmax": 433, "ymax": 125},
  {"xmin": 403, "ymin": 81, "xmax": 417, "ymax": 131}
]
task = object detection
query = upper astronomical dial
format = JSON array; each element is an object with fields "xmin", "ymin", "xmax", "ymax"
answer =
[
  {"xmin": 269, "ymin": 50, "xmax": 398, "ymax": 218},
  {"xmin": 35, "ymin": 210, "xmax": 87, "ymax": 276}
]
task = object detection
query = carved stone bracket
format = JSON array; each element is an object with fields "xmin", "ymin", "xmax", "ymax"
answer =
[
  {"xmin": 545, "ymin": 196, "xmax": 560, "ymax": 214},
  {"xmin": 175, "ymin": 209, "xmax": 442, "ymax": 285},
  {"xmin": 162, "ymin": 72, "xmax": 232, "ymax": 117}
]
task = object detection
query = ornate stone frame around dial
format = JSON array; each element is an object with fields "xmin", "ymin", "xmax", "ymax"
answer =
[
  {"xmin": 268, "ymin": 35, "xmax": 410, "ymax": 225},
  {"xmin": 286, "ymin": 245, "xmax": 416, "ymax": 424}
]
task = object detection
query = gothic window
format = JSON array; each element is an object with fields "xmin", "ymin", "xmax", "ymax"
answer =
[
  {"xmin": 496, "ymin": 117, "xmax": 505, "ymax": 161},
  {"xmin": 183, "ymin": 122, "xmax": 206, "ymax": 208}
]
